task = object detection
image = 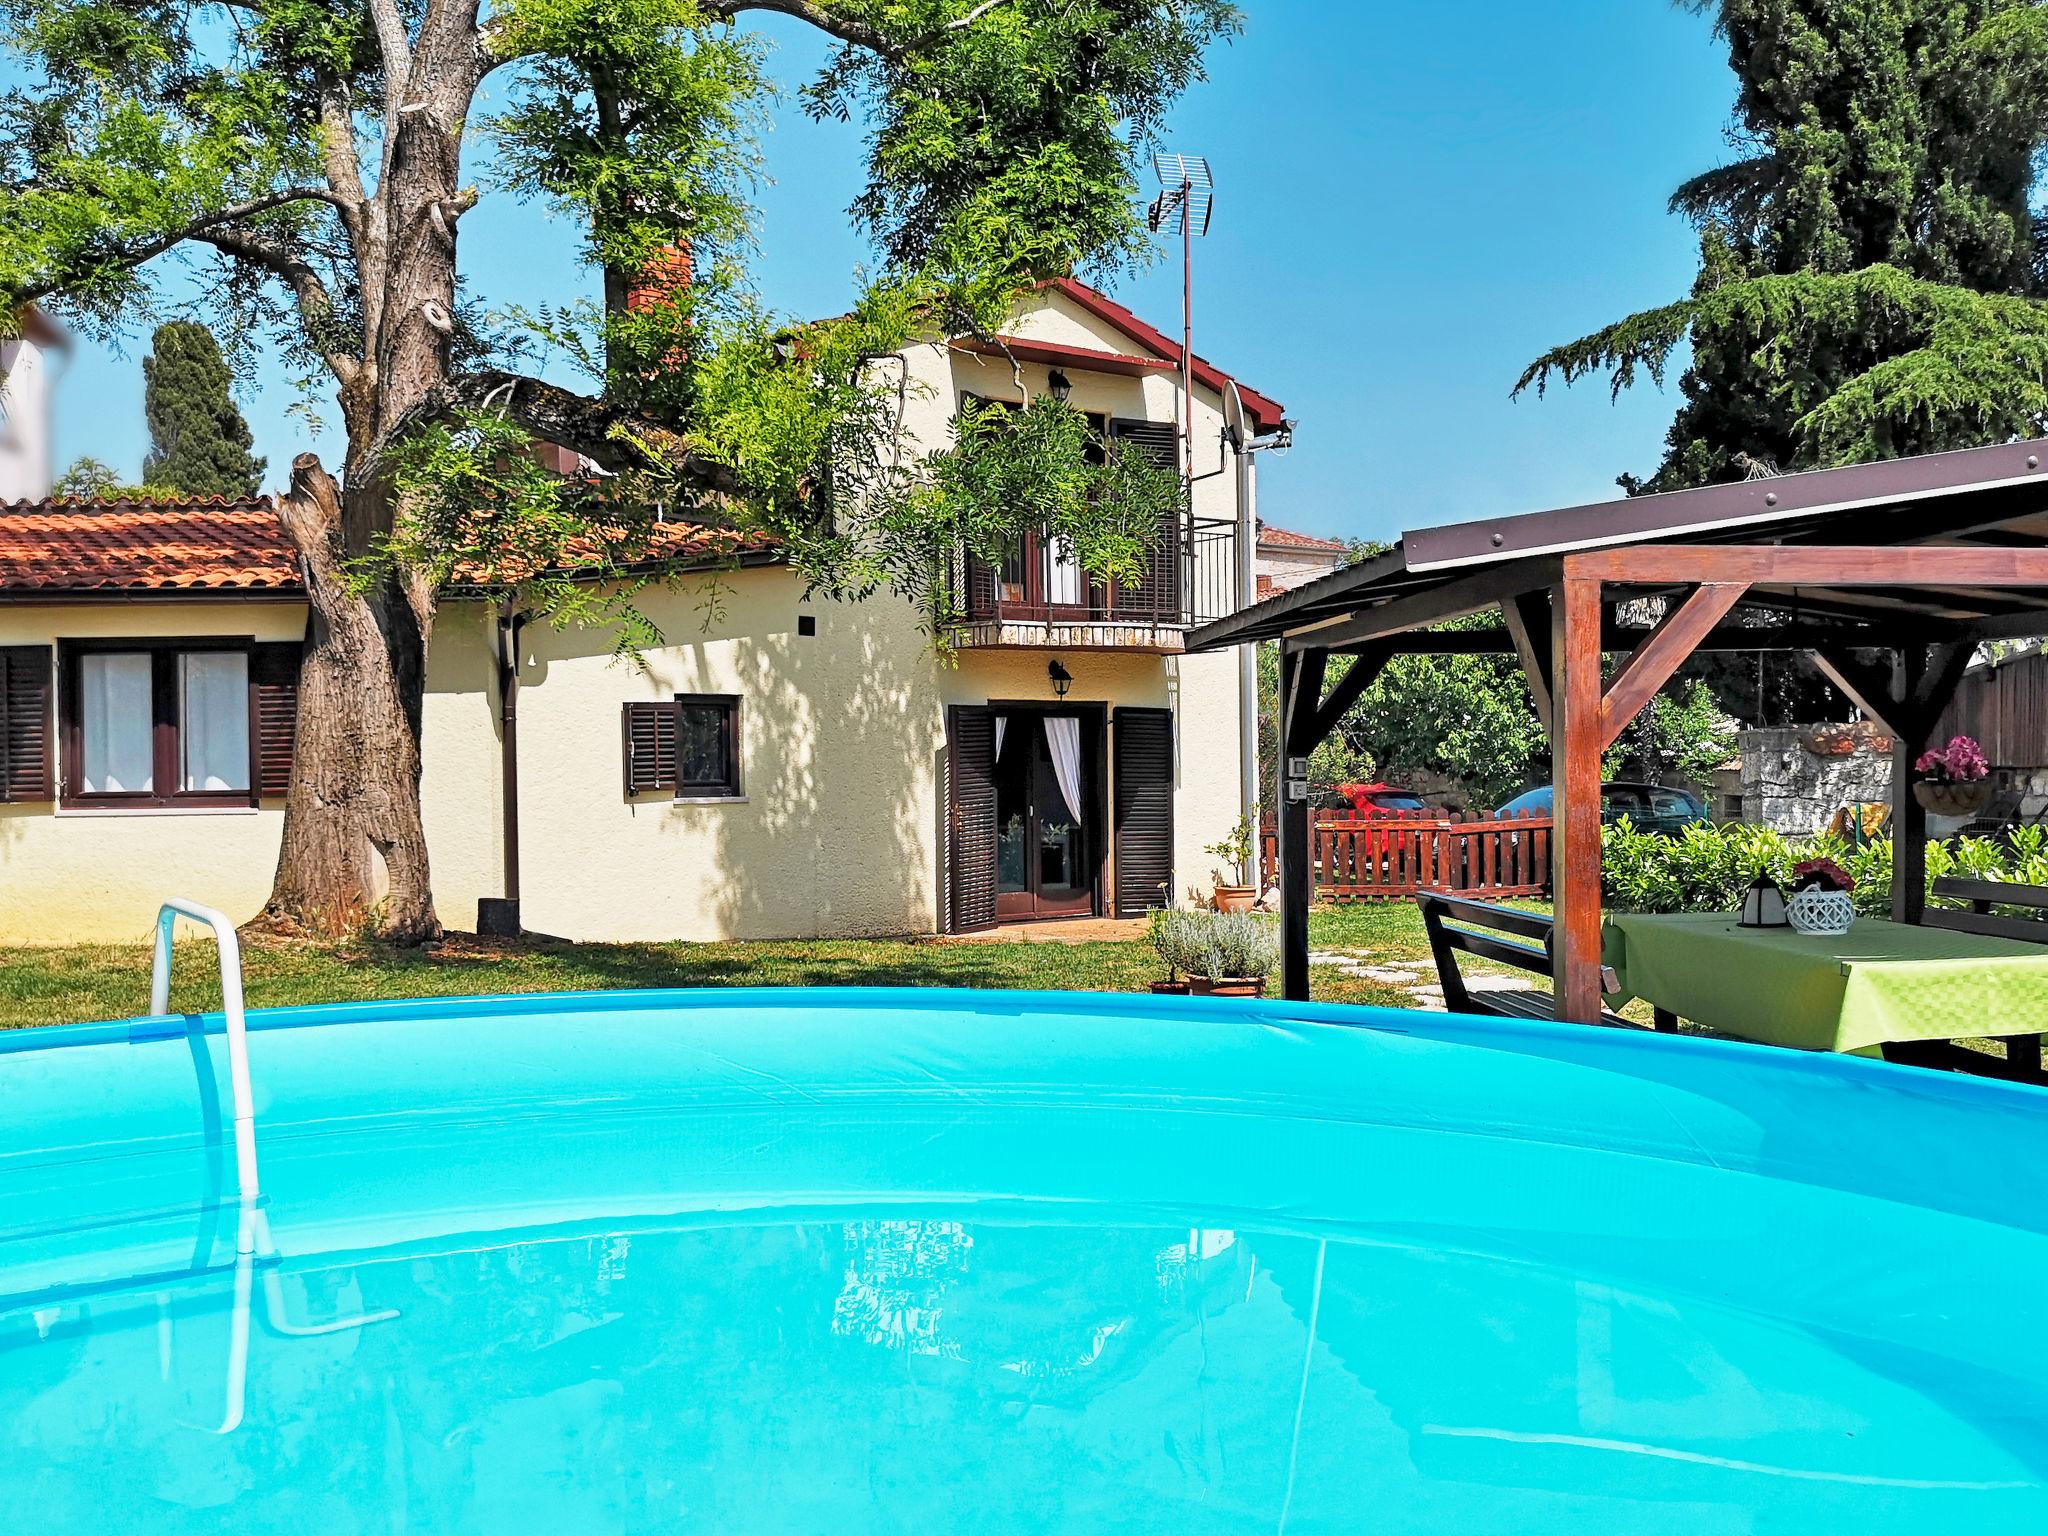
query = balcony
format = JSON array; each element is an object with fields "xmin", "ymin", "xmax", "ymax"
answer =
[{"xmin": 953, "ymin": 516, "xmax": 1240, "ymax": 652}]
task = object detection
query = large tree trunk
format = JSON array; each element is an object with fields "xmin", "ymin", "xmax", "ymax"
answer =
[{"xmin": 261, "ymin": 457, "xmax": 440, "ymax": 941}]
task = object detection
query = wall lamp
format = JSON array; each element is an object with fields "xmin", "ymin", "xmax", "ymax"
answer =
[
  {"xmin": 1048, "ymin": 659, "xmax": 1073, "ymax": 699},
  {"xmin": 1047, "ymin": 369, "xmax": 1072, "ymax": 403}
]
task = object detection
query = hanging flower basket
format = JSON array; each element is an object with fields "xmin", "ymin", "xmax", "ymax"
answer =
[
  {"xmin": 1913, "ymin": 736, "xmax": 1992, "ymax": 816},
  {"xmin": 1787, "ymin": 886, "xmax": 1855, "ymax": 937},
  {"xmin": 1913, "ymin": 779, "xmax": 1993, "ymax": 817}
]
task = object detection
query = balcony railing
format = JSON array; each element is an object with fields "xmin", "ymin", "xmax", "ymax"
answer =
[{"xmin": 954, "ymin": 515, "xmax": 1239, "ymax": 648}]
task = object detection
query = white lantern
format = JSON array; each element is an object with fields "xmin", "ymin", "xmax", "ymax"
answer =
[{"xmin": 1739, "ymin": 871, "xmax": 1790, "ymax": 929}]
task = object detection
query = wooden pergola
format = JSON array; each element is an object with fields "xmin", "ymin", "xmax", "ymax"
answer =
[{"xmin": 1186, "ymin": 440, "xmax": 2048, "ymax": 1018}]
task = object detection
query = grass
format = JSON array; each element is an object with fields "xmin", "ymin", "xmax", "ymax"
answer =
[{"xmin": 0, "ymin": 903, "xmax": 1455, "ymax": 1030}]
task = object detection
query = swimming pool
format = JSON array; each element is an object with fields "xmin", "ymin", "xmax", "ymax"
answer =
[{"xmin": 3, "ymin": 986, "xmax": 2045, "ymax": 1533}]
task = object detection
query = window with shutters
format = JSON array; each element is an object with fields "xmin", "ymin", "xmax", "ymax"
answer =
[
  {"xmin": 57, "ymin": 638, "xmax": 300, "ymax": 809},
  {"xmin": 957, "ymin": 399, "xmax": 1187, "ymax": 628},
  {"xmin": 622, "ymin": 695, "xmax": 742, "ymax": 799}
]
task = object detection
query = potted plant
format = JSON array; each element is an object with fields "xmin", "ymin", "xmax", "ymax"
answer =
[
  {"xmin": 1913, "ymin": 735, "xmax": 1993, "ymax": 816},
  {"xmin": 1786, "ymin": 857, "xmax": 1856, "ymax": 937},
  {"xmin": 1145, "ymin": 907, "xmax": 1198, "ymax": 994},
  {"xmin": 1185, "ymin": 909, "xmax": 1280, "ymax": 998},
  {"xmin": 1206, "ymin": 817, "xmax": 1258, "ymax": 912}
]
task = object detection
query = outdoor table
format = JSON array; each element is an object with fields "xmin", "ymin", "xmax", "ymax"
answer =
[{"xmin": 1602, "ymin": 911, "xmax": 2048, "ymax": 1058}]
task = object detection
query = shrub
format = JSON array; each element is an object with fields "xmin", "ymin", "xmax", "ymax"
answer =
[
  {"xmin": 1156, "ymin": 908, "xmax": 1280, "ymax": 980},
  {"xmin": 1602, "ymin": 818, "xmax": 2043, "ymax": 918}
]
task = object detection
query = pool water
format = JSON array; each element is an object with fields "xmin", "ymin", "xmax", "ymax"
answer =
[{"xmin": 3, "ymin": 988, "xmax": 2045, "ymax": 1533}]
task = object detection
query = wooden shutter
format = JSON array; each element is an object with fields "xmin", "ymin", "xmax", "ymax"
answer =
[
  {"xmin": 945, "ymin": 705, "xmax": 999, "ymax": 932},
  {"xmin": 1113, "ymin": 706, "xmax": 1176, "ymax": 916},
  {"xmin": 0, "ymin": 645, "xmax": 53, "ymax": 803},
  {"xmin": 250, "ymin": 642, "xmax": 302, "ymax": 798},
  {"xmin": 622, "ymin": 700, "xmax": 677, "ymax": 796},
  {"xmin": 1108, "ymin": 419, "xmax": 1184, "ymax": 619}
]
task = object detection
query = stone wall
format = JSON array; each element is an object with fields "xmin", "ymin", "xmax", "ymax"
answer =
[{"xmin": 1738, "ymin": 723, "xmax": 1895, "ymax": 835}]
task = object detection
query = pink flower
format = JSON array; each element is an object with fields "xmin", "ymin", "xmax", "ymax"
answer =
[
  {"xmin": 1793, "ymin": 857, "xmax": 1854, "ymax": 894},
  {"xmin": 1918, "ymin": 735, "xmax": 1990, "ymax": 784},
  {"xmin": 1915, "ymin": 750, "xmax": 1942, "ymax": 774}
]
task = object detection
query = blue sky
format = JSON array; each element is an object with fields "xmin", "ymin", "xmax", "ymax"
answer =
[{"xmin": 48, "ymin": 1, "xmax": 1734, "ymax": 544}]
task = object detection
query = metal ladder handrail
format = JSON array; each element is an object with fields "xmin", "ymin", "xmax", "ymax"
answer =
[{"xmin": 150, "ymin": 898, "xmax": 260, "ymax": 1254}]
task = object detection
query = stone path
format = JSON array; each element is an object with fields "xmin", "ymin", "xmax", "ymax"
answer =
[{"xmin": 1310, "ymin": 947, "xmax": 1540, "ymax": 1010}]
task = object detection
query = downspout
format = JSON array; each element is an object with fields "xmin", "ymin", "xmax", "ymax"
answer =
[
  {"xmin": 480, "ymin": 603, "xmax": 528, "ymax": 937},
  {"xmin": 1226, "ymin": 383, "xmax": 1261, "ymax": 885}
]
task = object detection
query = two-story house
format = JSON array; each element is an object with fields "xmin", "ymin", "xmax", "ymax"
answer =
[{"xmin": 0, "ymin": 281, "xmax": 1287, "ymax": 942}]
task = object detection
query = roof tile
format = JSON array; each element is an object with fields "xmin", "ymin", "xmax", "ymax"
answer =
[{"xmin": 0, "ymin": 497, "xmax": 300, "ymax": 594}]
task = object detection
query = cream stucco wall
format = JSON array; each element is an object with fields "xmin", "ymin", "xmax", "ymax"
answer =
[
  {"xmin": 0, "ymin": 600, "xmax": 308, "ymax": 943},
  {"xmin": 0, "ymin": 287, "xmax": 1257, "ymax": 945},
  {"xmin": 423, "ymin": 570, "xmax": 1245, "ymax": 941}
]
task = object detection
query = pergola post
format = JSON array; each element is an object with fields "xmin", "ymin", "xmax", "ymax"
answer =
[
  {"xmin": 1891, "ymin": 647, "xmax": 1930, "ymax": 927},
  {"xmin": 1278, "ymin": 647, "xmax": 1327, "ymax": 1001},
  {"xmin": 1552, "ymin": 578, "xmax": 1606, "ymax": 1024}
]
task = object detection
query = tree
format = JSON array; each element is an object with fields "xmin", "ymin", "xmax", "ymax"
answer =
[
  {"xmin": 1, "ymin": 0, "xmax": 1238, "ymax": 939},
  {"xmin": 1517, "ymin": 0, "xmax": 2048, "ymax": 492},
  {"xmin": 142, "ymin": 321, "xmax": 266, "ymax": 497},
  {"xmin": 52, "ymin": 456, "xmax": 121, "ymax": 498}
]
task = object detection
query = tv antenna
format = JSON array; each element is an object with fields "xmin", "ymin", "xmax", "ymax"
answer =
[{"xmin": 1148, "ymin": 153, "xmax": 1214, "ymax": 503}]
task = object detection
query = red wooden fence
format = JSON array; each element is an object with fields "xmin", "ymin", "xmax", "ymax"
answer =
[{"xmin": 1259, "ymin": 810, "xmax": 1552, "ymax": 902}]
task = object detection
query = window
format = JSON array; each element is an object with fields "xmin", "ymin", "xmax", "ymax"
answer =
[
  {"xmin": 59, "ymin": 640, "xmax": 299, "ymax": 809},
  {"xmin": 621, "ymin": 694, "xmax": 743, "ymax": 799},
  {"xmin": 677, "ymin": 695, "xmax": 740, "ymax": 797}
]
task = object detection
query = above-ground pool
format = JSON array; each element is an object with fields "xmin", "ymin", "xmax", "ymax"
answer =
[{"xmin": 3, "ymin": 987, "xmax": 2046, "ymax": 1533}]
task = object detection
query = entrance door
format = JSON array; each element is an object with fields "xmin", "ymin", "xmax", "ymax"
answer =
[{"xmin": 994, "ymin": 714, "xmax": 1096, "ymax": 919}]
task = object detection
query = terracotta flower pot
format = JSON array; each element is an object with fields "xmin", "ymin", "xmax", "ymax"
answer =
[
  {"xmin": 1212, "ymin": 885, "xmax": 1257, "ymax": 913},
  {"xmin": 1149, "ymin": 979, "xmax": 1191, "ymax": 995},
  {"xmin": 1188, "ymin": 975, "xmax": 1266, "ymax": 999},
  {"xmin": 1914, "ymin": 779, "xmax": 1993, "ymax": 817}
]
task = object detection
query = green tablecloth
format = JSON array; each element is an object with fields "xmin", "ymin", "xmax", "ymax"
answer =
[{"xmin": 1602, "ymin": 912, "xmax": 2048, "ymax": 1055}]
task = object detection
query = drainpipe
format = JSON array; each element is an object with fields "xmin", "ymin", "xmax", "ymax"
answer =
[{"xmin": 479, "ymin": 604, "xmax": 527, "ymax": 938}]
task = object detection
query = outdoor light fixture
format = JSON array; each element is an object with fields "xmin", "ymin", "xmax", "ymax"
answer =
[
  {"xmin": 1047, "ymin": 369, "xmax": 1072, "ymax": 403},
  {"xmin": 1739, "ymin": 870, "xmax": 1790, "ymax": 929},
  {"xmin": 1048, "ymin": 660, "xmax": 1073, "ymax": 700}
]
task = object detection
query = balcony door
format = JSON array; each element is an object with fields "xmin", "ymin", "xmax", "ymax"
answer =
[{"xmin": 993, "ymin": 711, "xmax": 1099, "ymax": 919}]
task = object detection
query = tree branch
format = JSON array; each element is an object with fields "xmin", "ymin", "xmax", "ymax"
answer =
[
  {"xmin": 194, "ymin": 226, "xmax": 361, "ymax": 388},
  {"xmin": 14, "ymin": 188, "xmax": 353, "ymax": 304},
  {"xmin": 381, "ymin": 369, "xmax": 745, "ymax": 499},
  {"xmin": 700, "ymin": 0, "xmax": 1013, "ymax": 55}
]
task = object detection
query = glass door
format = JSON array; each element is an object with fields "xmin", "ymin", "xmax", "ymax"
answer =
[{"xmin": 992, "ymin": 714, "xmax": 1096, "ymax": 920}]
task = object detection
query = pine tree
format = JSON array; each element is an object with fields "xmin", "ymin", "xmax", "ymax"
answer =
[
  {"xmin": 1519, "ymin": 0, "xmax": 2048, "ymax": 492},
  {"xmin": 140, "ymin": 322, "xmax": 265, "ymax": 498}
]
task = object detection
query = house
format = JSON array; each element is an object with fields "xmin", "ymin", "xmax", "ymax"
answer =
[
  {"xmin": 0, "ymin": 281, "xmax": 1287, "ymax": 943},
  {"xmin": 1254, "ymin": 521, "xmax": 1347, "ymax": 598},
  {"xmin": 0, "ymin": 308, "xmax": 63, "ymax": 501}
]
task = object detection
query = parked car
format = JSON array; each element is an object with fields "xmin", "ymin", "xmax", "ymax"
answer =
[
  {"xmin": 1495, "ymin": 781, "xmax": 1710, "ymax": 838},
  {"xmin": 1330, "ymin": 782, "xmax": 1433, "ymax": 815}
]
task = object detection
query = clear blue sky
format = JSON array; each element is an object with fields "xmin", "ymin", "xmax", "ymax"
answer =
[{"xmin": 47, "ymin": 0, "xmax": 1733, "ymax": 544}]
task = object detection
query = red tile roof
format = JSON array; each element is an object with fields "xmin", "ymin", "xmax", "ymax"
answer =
[
  {"xmin": 1257, "ymin": 522, "xmax": 1347, "ymax": 553},
  {"xmin": 1051, "ymin": 279, "xmax": 1288, "ymax": 433},
  {"xmin": 0, "ymin": 496, "xmax": 782, "ymax": 596},
  {"xmin": 0, "ymin": 497, "xmax": 301, "ymax": 594}
]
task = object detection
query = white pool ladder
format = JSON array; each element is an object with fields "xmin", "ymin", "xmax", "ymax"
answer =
[{"xmin": 150, "ymin": 898, "xmax": 260, "ymax": 1255}]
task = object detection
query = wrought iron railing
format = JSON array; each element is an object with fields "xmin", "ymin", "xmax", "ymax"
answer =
[{"xmin": 958, "ymin": 513, "xmax": 1241, "ymax": 630}]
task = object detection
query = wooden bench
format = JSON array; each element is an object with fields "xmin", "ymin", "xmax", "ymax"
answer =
[
  {"xmin": 1886, "ymin": 876, "xmax": 2048, "ymax": 1083},
  {"xmin": 1416, "ymin": 891, "xmax": 1640, "ymax": 1028}
]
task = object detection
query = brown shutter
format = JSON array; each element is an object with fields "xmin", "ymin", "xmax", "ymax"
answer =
[
  {"xmin": 250, "ymin": 642, "xmax": 302, "ymax": 798},
  {"xmin": 1113, "ymin": 706, "xmax": 1176, "ymax": 916},
  {"xmin": 945, "ymin": 705, "xmax": 999, "ymax": 932},
  {"xmin": 0, "ymin": 645, "xmax": 53, "ymax": 803},
  {"xmin": 622, "ymin": 700, "xmax": 677, "ymax": 796},
  {"xmin": 1108, "ymin": 419, "xmax": 1184, "ymax": 619}
]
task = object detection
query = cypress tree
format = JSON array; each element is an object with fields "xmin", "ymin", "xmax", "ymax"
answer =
[
  {"xmin": 1520, "ymin": 0, "xmax": 2048, "ymax": 492},
  {"xmin": 141, "ymin": 321, "xmax": 265, "ymax": 498}
]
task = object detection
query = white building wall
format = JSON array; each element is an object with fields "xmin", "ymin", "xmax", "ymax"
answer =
[{"xmin": 0, "ymin": 339, "xmax": 52, "ymax": 501}]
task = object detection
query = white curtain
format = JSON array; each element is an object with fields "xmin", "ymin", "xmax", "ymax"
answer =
[
  {"xmin": 180, "ymin": 652, "xmax": 249, "ymax": 792},
  {"xmin": 994, "ymin": 715, "xmax": 1007, "ymax": 761},
  {"xmin": 1044, "ymin": 716, "xmax": 1084, "ymax": 825},
  {"xmin": 1045, "ymin": 537, "xmax": 1084, "ymax": 605},
  {"xmin": 80, "ymin": 653, "xmax": 152, "ymax": 794}
]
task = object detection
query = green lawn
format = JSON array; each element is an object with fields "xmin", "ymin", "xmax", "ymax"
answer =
[{"xmin": 0, "ymin": 904, "xmax": 1450, "ymax": 1030}]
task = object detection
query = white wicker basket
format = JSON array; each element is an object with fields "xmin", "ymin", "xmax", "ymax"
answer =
[{"xmin": 1787, "ymin": 886, "xmax": 1855, "ymax": 937}]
